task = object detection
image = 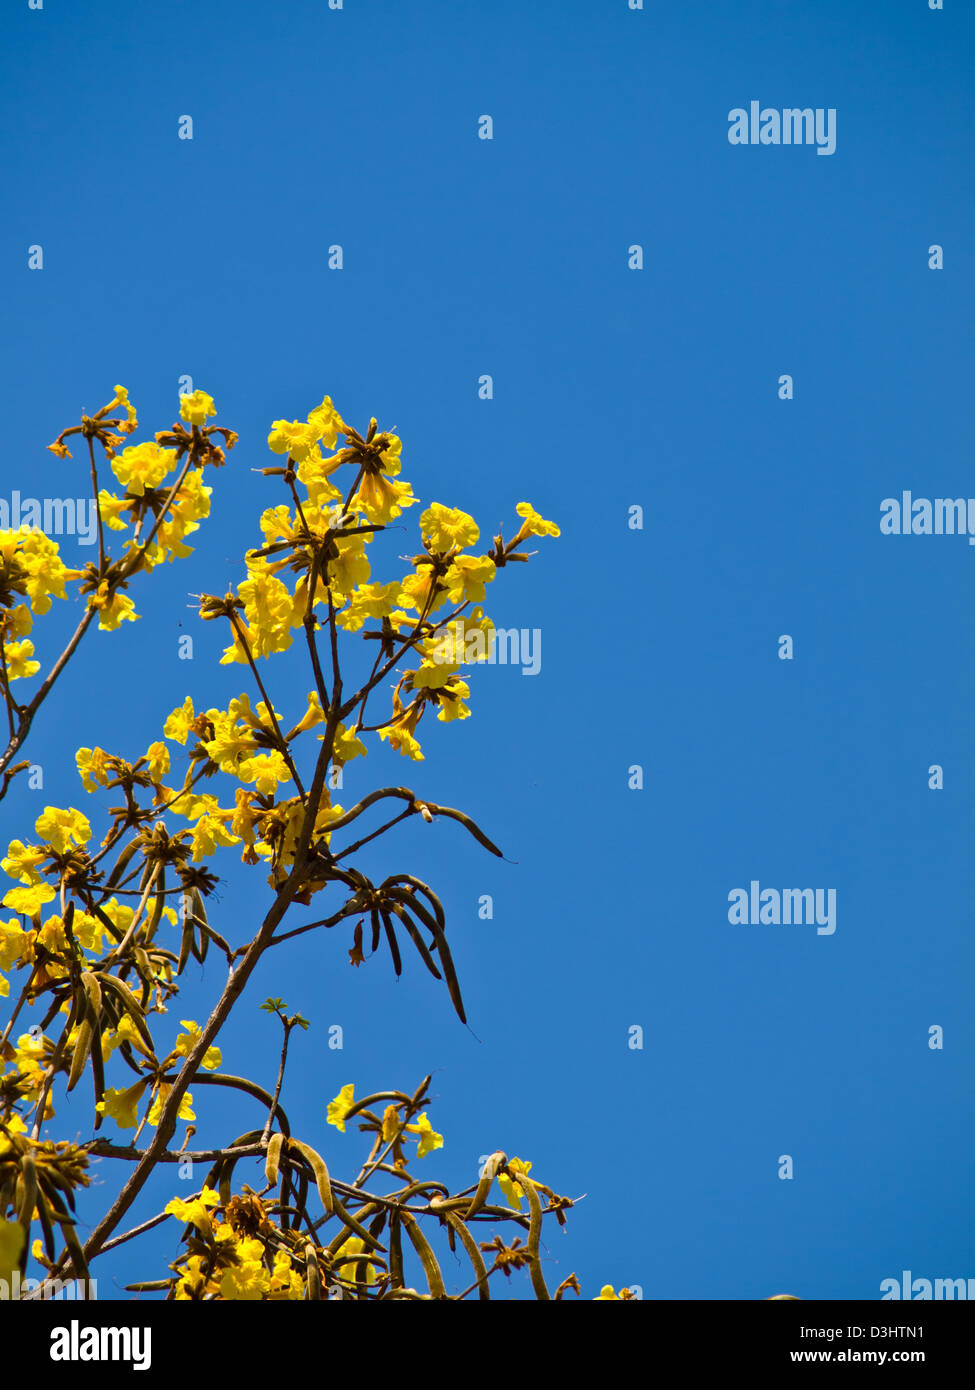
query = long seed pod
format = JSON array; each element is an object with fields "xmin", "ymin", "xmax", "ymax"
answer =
[
  {"xmin": 384, "ymin": 901, "xmax": 441, "ymax": 980},
  {"xmin": 56, "ymin": 1209, "xmax": 91, "ymax": 1286},
  {"xmin": 66, "ymin": 1010, "xmax": 94, "ymax": 1094},
  {"xmin": 387, "ymin": 889, "xmax": 465, "ymax": 1022},
  {"xmin": 265, "ymin": 1132, "xmax": 285, "ymax": 1187},
  {"xmin": 388, "ymin": 1212, "xmax": 404, "ymax": 1287},
  {"xmin": 325, "ymin": 1198, "xmax": 384, "ymax": 1255},
  {"xmin": 401, "ymin": 1212, "xmax": 446, "ymax": 1299},
  {"xmin": 519, "ymin": 1174, "xmax": 550, "ymax": 1301},
  {"xmin": 304, "ymin": 1241, "xmax": 322, "ymax": 1301},
  {"xmin": 99, "ymin": 975, "xmax": 156, "ymax": 1056},
  {"xmin": 380, "ymin": 914, "xmax": 402, "ymax": 976},
  {"xmin": 465, "ymin": 1151, "xmax": 506, "ymax": 1219},
  {"xmin": 89, "ymin": 1015, "xmax": 106, "ymax": 1125},
  {"xmin": 444, "ymin": 1210, "xmax": 491, "ymax": 1300},
  {"xmin": 79, "ymin": 971, "xmax": 102, "ymax": 1018},
  {"xmin": 17, "ymin": 1151, "xmax": 38, "ymax": 1244},
  {"xmin": 288, "ymin": 1139, "xmax": 333, "ymax": 1215},
  {"xmin": 176, "ymin": 914, "xmax": 195, "ymax": 976}
]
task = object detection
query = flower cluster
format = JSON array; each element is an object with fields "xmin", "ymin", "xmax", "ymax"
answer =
[{"xmin": 0, "ymin": 388, "xmax": 618, "ymax": 1303}]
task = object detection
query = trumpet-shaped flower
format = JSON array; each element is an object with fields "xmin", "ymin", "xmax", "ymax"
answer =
[
  {"xmin": 420, "ymin": 503, "xmax": 479, "ymax": 554},
  {"xmin": 96, "ymin": 1081, "xmax": 149, "ymax": 1131},
  {"xmin": 111, "ymin": 441, "xmax": 175, "ymax": 497},
  {"xmin": 514, "ymin": 501, "xmax": 560, "ymax": 541},
  {"xmin": 179, "ymin": 390, "xmax": 217, "ymax": 427},
  {"xmin": 327, "ymin": 1082, "xmax": 355, "ymax": 1132},
  {"xmin": 165, "ymin": 1187, "xmax": 220, "ymax": 1237},
  {"xmin": 3, "ymin": 640, "xmax": 39, "ymax": 680},
  {"xmin": 35, "ymin": 806, "xmax": 91, "ymax": 855}
]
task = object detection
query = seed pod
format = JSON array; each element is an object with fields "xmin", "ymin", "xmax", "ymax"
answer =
[
  {"xmin": 465, "ymin": 1150, "xmax": 506, "ymax": 1219},
  {"xmin": 305, "ymin": 1242, "xmax": 322, "ymax": 1301},
  {"xmin": 288, "ymin": 1139, "xmax": 333, "ymax": 1215},
  {"xmin": 265, "ymin": 1132, "xmax": 285, "ymax": 1187}
]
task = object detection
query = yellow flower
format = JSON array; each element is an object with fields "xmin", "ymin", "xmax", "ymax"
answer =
[
  {"xmin": 333, "ymin": 723, "xmax": 367, "ymax": 764},
  {"xmin": 295, "ymin": 453, "xmax": 343, "ymax": 509},
  {"xmin": 378, "ymin": 724, "xmax": 424, "ymax": 761},
  {"xmin": 173, "ymin": 1020, "xmax": 222, "ymax": 1071},
  {"xmin": 112, "ymin": 384, "xmax": 138, "ymax": 432},
  {"xmin": 35, "ymin": 806, "xmax": 91, "ymax": 855},
  {"xmin": 232, "ymin": 564, "xmax": 302, "ymax": 660},
  {"xmin": 307, "ymin": 394, "xmax": 346, "ymax": 452},
  {"xmin": 97, "ymin": 491, "xmax": 132, "ymax": 531},
  {"xmin": 594, "ymin": 1285, "xmax": 621, "ymax": 1300},
  {"xmin": 327, "ymin": 1082, "xmax": 355, "ymax": 1132},
  {"xmin": 144, "ymin": 741, "xmax": 170, "ymax": 783},
  {"xmin": 202, "ymin": 713, "xmax": 257, "ymax": 771},
  {"xmin": 95, "ymin": 1081, "xmax": 149, "ymax": 1131},
  {"xmin": 268, "ymin": 1249, "xmax": 305, "ymax": 1301},
  {"xmin": 218, "ymin": 1234, "xmax": 270, "ymax": 1300},
  {"xmin": 189, "ymin": 814, "xmax": 240, "ymax": 862},
  {"xmin": 234, "ymin": 751, "xmax": 290, "ymax": 799},
  {"xmin": 75, "ymin": 746, "xmax": 113, "ymax": 792},
  {"xmin": 2, "ymin": 840, "xmax": 47, "ymax": 884},
  {"xmin": 335, "ymin": 580, "xmax": 403, "ymax": 633},
  {"xmin": 288, "ymin": 691, "xmax": 324, "ymax": 737},
  {"xmin": 72, "ymin": 910, "xmax": 112, "ymax": 955},
  {"xmin": 0, "ymin": 604, "xmax": 32, "ymax": 641},
  {"xmin": 165, "ymin": 1187, "xmax": 220, "ymax": 1238},
  {"xmin": 410, "ymin": 662, "xmax": 457, "ymax": 692},
  {"xmin": 174, "ymin": 1254, "xmax": 211, "ymax": 1300},
  {"xmin": 147, "ymin": 1083, "xmax": 195, "ymax": 1126},
  {"xmin": 407, "ymin": 1112, "xmax": 443, "ymax": 1159},
  {"xmin": 164, "ymin": 696, "xmax": 197, "ymax": 745},
  {"xmin": 498, "ymin": 1157, "xmax": 533, "ymax": 1210},
  {"xmin": 90, "ymin": 582, "xmax": 138, "ymax": 631},
  {"xmin": 444, "ymin": 554, "xmax": 495, "ymax": 604},
  {"xmin": 0, "ymin": 1220, "xmax": 25, "ymax": 1283},
  {"xmin": 179, "ymin": 390, "xmax": 217, "ymax": 426},
  {"xmin": 435, "ymin": 675, "xmax": 471, "ymax": 723},
  {"xmin": 268, "ymin": 419, "xmax": 320, "ymax": 462},
  {"xmin": 325, "ymin": 532, "xmax": 371, "ymax": 598},
  {"xmin": 513, "ymin": 501, "xmax": 560, "ymax": 541},
  {"xmin": 2, "ymin": 882, "xmax": 56, "ymax": 916},
  {"xmin": 101, "ymin": 1013, "xmax": 153, "ymax": 1061},
  {"xmin": 381, "ymin": 1105, "xmax": 401, "ymax": 1143},
  {"xmin": 335, "ymin": 1235, "xmax": 377, "ymax": 1286},
  {"xmin": 422, "ymin": 610, "xmax": 494, "ymax": 666},
  {"xmin": 111, "ymin": 441, "xmax": 175, "ymax": 497},
  {"xmin": 0, "ymin": 529, "xmax": 81, "ymax": 614},
  {"xmin": 398, "ymin": 568, "xmax": 448, "ymax": 615},
  {"xmin": 3, "ymin": 640, "xmax": 39, "ymax": 680},
  {"xmin": 420, "ymin": 503, "xmax": 479, "ymax": 554},
  {"xmin": 356, "ymin": 471, "xmax": 417, "ymax": 525},
  {"xmin": 0, "ymin": 917, "xmax": 32, "ymax": 969}
]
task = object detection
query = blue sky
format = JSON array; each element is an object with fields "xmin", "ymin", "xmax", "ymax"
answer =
[{"xmin": 2, "ymin": 0, "xmax": 973, "ymax": 1300}]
